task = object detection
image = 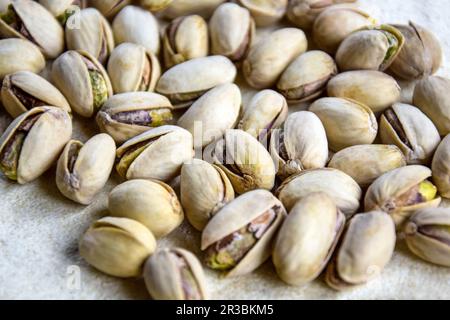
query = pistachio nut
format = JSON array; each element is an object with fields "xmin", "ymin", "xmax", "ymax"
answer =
[
  {"xmin": 404, "ymin": 208, "xmax": 450, "ymax": 268},
  {"xmin": 162, "ymin": 14, "xmax": 209, "ymax": 68},
  {"xmin": 89, "ymin": 0, "xmax": 130, "ymax": 19},
  {"xmin": 209, "ymin": 3, "xmax": 255, "ymax": 62},
  {"xmin": 178, "ymin": 84, "xmax": 241, "ymax": 148},
  {"xmin": 273, "ymin": 193, "xmax": 345, "ymax": 286},
  {"xmin": 389, "ymin": 22, "xmax": 442, "ymax": 80},
  {"xmin": 140, "ymin": 0, "xmax": 173, "ymax": 12},
  {"xmin": 144, "ymin": 248, "xmax": 208, "ymax": 300},
  {"xmin": 116, "ymin": 125, "xmax": 194, "ymax": 182},
  {"xmin": 107, "ymin": 43, "xmax": 161, "ymax": 94},
  {"xmin": 162, "ymin": 0, "xmax": 225, "ymax": 19},
  {"xmin": 112, "ymin": 5, "xmax": 160, "ymax": 54},
  {"xmin": 79, "ymin": 217, "xmax": 157, "ymax": 278},
  {"xmin": 413, "ymin": 76, "xmax": 450, "ymax": 136},
  {"xmin": 325, "ymin": 211, "xmax": 396, "ymax": 290},
  {"xmin": 1, "ymin": 71, "xmax": 71, "ymax": 118},
  {"xmin": 277, "ymin": 50, "xmax": 337, "ymax": 103},
  {"xmin": 0, "ymin": 38, "xmax": 45, "ymax": 80},
  {"xmin": 328, "ymin": 144, "xmax": 407, "ymax": 187},
  {"xmin": 209, "ymin": 129, "xmax": 276, "ymax": 194},
  {"xmin": 327, "ymin": 70, "xmax": 401, "ymax": 113},
  {"xmin": 108, "ymin": 179, "xmax": 184, "ymax": 238},
  {"xmin": 202, "ymin": 189, "xmax": 286, "ymax": 277},
  {"xmin": 270, "ymin": 111, "xmax": 328, "ymax": 179},
  {"xmin": 52, "ymin": 50, "xmax": 113, "ymax": 118},
  {"xmin": 96, "ymin": 92, "xmax": 173, "ymax": 144},
  {"xmin": 237, "ymin": 89, "xmax": 288, "ymax": 141},
  {"xmin": 432, "ymin": 135, "xmax": 450, "ymax": 198},
  {"xmin": 38, "ymin": 0, "xmax": 86, "ymax": 25},
  {"xmin": 235, "ymin": 0, "xmax": 287, "ymax": 27},
  {"xmin": 0, "ymin": 0, "xmax": 64, "ymax": 59},
  {"xmin": 180, "ymin": 159, "xmax": 235, "ymax": 231},
  {"xmin": 380, "ymin": 103, "xmax": 440, "ymax": 165},
  {"xmin": 275, "ymin": 168, "xmax": 362, "ymax": 216},
  {"xmin": 309, "ymin": 97, "xmax": 377, "ymax": 152},
  {"xmin": 336, "ymin": 25, "xmax": 405, "ymax": 72},
  {"xmin": 243, "ymin": 28, "xmax": 307, "ymax": 89},
  {"xmin": 364, "ymin": 165, "xmax": 441, "ymax": 227},
  {"xmin": 156, "ymin": 55, "xmax": 237, "ymax": 109},
  {"xmin": 0, "ymin": 106, "xmax": 72, "ymax": 184}
]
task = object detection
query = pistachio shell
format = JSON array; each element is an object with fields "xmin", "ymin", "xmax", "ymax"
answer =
[
  {"xmin": 432, "ymin": 135, "xmax": 450, "ymax": 198},
  {"xmin": 162, "ymin": 0, "xmax": 225, "ymax": 19},
  {"xmin": 38, "ymin": 0, "xmax": 86, "ymax": 23},
  {"xmin": 140, "ymin": 0, "xmax": 173, "ymax": 12},
  {"xmin": 90, "ymin": 0, "xmax": 130, "ymax": 18},
  {"xmin": 236, "ymin": 0, "xmax": 287, "ymax": 27}
]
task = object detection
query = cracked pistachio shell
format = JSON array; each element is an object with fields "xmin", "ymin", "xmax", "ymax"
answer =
[
  {"xmin": 180, "ymin": 159, "xmax": 235, "ymax": 231},
  {"xmin": 56, "ymin": 134, "xmax": 116, "ymax": 205},
  {"xmin": 201, "ymin": 189, "xmax": 286, "ymax": 277},
  {"xmin": 0, "ymin": 38, "xmax": 45, "ymax": 80},
  {"xmin": 310, "ymin": 97, "xmax": 377, "ymax": 152},
  {"xmin": 96, "ymin": 92, "xmax": 173, "ymax": 144},
  {"xmin": 0, "ymin": 106, "xmax": 72, "ymax": 184},
  {"xmin": 380, "ymin": 103, "xmax": 440, "ymax": 165},
  {"xmin": 163, "ymin": 15, "xmax": 208, "ymax": 68},
  {"xmin": 52, "ymin": 50, "xmax": 113, "ymax": 118},
  {"xmin": 210, "ymin": 129, "xmax": 276, "ymax": 194},
  {"xmin": 237, "ymin": 89, "xmax": 287, "ymax": 140},
  {"xmin": 364, "ymin": 165, "xmax": 441, "ymax": 228},
  {"xmin": 277, "ymin": 50, "xmax": 337, "ymax": 103},
  {"xmin": 243, "ymin": 28, "xmax": 307, "ymax": 89},
  {"xmin": 325, "ymin": 211, "xmax": 396, "ymax": 290},
  {"xmin": 0, "ymin": 0, "xmax": 64, "ymax": 59},
  {"xmin": 108, "ymin": 179, "xmax": 184, "ymax": 238},
  {"xmin": 276, "ymin": 168, "xmax": 362, "ymax": 217},
  {"xmin": 107, "ymin": 43, "xmax": 161, "ymax": 94},
  {"xmin": 178, "ymin": 84, "xmax": 241, "ymax": 148},
  {"xmin": 432, "ymin": 135, "xmax": 450, "ymax": 198},
  {"xmin": 162, "ymin": 0, "xmax": 225, "ymax": 19},
  {"xmin": 273, "ymin": 192, "xmax": 345, "ymax": 286},
  {"xmin": 413, "ymin": 76, "xmax": 450, "ymax": 136},
  {"xmin": 328, "ymin": 144, "xmax": 407, "ymax": 188},
  {"xmin": 113, "ymin": 5, "xmax": 160, "ymax": 54},
  {"xmin": 79, "ymin": 217, "xmax": 156, "ymax": 278},
  {"xmin": 336, "ymin": 25, "xmax": 405, "ymax": 72},
  {"xmin": 1, "ymin": 71, "xmax": 71, "ymax": 118},
  {"xmin": 235, "ymin": 0, "xmax": 287, "ymax": 27},
  {"xmin": 116, "ymin": 125, "xmax": 194, "ymax": 182},
  {"xmin": 389, "ymin": 22, "xmax": 442, "ymax": 80},
  {"xmin": 140, "ymin": 0, "xmax": 173, "ymax": 12},
  {"xmin": 404, "ymin": 208, "xmax": 450, "ymax": 268},
  {"xmin": 144, "ymin": 248, "xmax": 208, "ymax": 300},
  {"xmin": 90, "ymin": 0, "xmax": 131, "ymax": 18},
  {"xmin": 270, "ymin": 111, "xmax": 328, "ymax": 179},
  {"xmin": 38, "ymin": 0, "xmax": 86, "ymax": 23},
  {"xmin": 327, "ymin": 70, "xmax": 401, "ymax": 113},
  {"xmin": 209, "ymin": 3, "xmax": 255, "ymax": 62},
  {"xmin": 156, "ymin": 55, "xmax": 237, "ymax": 109}
]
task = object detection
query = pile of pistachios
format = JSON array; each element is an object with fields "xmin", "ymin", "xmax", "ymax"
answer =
[{"xmin": 0, "ymin": 0, "xmax": 449, "ymax": 300}]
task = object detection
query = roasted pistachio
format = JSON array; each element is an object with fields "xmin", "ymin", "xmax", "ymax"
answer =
[
  {"xmin": 38, "ymin": 0, "xmax": 86, "ymax": 25},
  {"xmin": 202, "ymin": 189, "xmax": 286, "ymax": 277},
  {"xmin": 432, "ymin": 135, "xmax": 450, "ymax": 198},
  {"xmin": 162, "ymin": 0, "xmax": 225, "ymax": 19},
  {"xmin": 140, "ymin": 0, "xmax": 173, "ymax": 12},
  {"xmin": 0, "ymin": 107, "xmax": 72, "ymax": 184},
  {"xmin": 89, "ymin": 0, "xmax": 130, "ymax": 19},
  {"xmin": 235, "ymin": 0, "xmax": 287, "ymax": 27}
]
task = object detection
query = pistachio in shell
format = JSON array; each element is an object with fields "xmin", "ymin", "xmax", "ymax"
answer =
[
  {"xmin": 140, "ymin": 0, "xmax": 174, "ymax": 12},
  {"xmin": 38, "ymin": 0, "xmax": 87, "ymax": 25},
  {"xmin": 432, "ymin": 134, "xmax": 450, "ymax": 199},
  {"xmin": 89, "ymin": 0, "xmax": 130, "ymax": 19},
  {"xmin": 161, "ymin": 0, "xmax": 225, "ymax": 19},
  {"xmin": 235, "ymin": 0, "xmax": 287, "ymax": 27}
]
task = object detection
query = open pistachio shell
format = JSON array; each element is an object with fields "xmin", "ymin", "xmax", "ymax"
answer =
[
  {"xmin": 273, "ymin": 192, "xmax": 345, "ymax": 286},
  {"xmin": 90, "ymin": 0, "xmax": 131, "ymax": 18},
  {"xmin": 235, "ymin": 0, "xmax": 287, "ymax": 27},
  {"xmin": 432, "ymin": 135, "xmax": 450, "ymax": 198},
  {"xmin": 162, "ymin": 0, "xmax": 225, "ymax": 19},
  {"xmin": 140, "ymin": 0, "xmax": 174, "ymax": 12},
  {"xmin": 202, "ymin": 189, "xmax": 286, "ymax": 277},
  {"xmin": 38, "ymin": 0, "xmax": 86, "ymax": 25}
]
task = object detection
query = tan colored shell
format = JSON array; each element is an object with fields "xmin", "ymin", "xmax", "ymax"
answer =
[
  {"xmin": 0, "ymin": 0, "xmax": 64, "ymax": 59},
  {"xmin": 327, "ymin": 70, "xmax": 401, "ymax": 113},
  {"xmin": 144, "ymin": 248, "xmax": 208, "ymax": 300},
  {"xmin": 112, "ymin": 5, "xmax": 160, "ymax": 54},
  {"xmin": 180, "ymin": 159, "xmax": 235, "ymax": 231},
  {"xmin": 56, "ymin": 134, "xmax": 116, "ymax": 205},
  {"xmin": 277, "ymin": 50, "xmax": 337, "ymax": 103},
  {"xmin": 90, "ymin": 0, "xmax": 131, "ymax": 18},
  {"xmin": 273, "ymin": 193, "xmax": 345, "ymax": 286},
  {"xmin": 328, "ymin": 144, "xmax": 407, "ymax": 187},
  {"xmin": 201, "ymin": 189, "xmax": 286, "ymax": 277},
  {"xmin": 178, "ymin": 84, "xmax": 241, "ymax": 148},
  {"xmin": 270, "ymin": 111, "xmax": 328, "ymax": 179},
  {"xmin": 309, "ymin": 97, "xmax": 377, "ymax": 152},
  {"xmin": 140, "ymin": 0, "xmax": 173, "ymax": 12},
  {"xmin": 325, "ymin": 211, "xmax": 396, "ymax": 290},
  {"xmin": 0, "ymin": 106, "xmax": 72, "ymax": 184},
  {"xmin": 432, "ymin": 135, "xmax": 450, "ymax": 198},
  {"xmin": 162, "ymin": 0, "xmax": 225, "ymax": 19},
  {"xmin": 1, "ymin": 71, "xmax": 71, "ymax": 118},
  {"xmin": 236, "ymin": 0, "xmax": 287, "ymax": 27},
  {"xmin": 108, "ymin": 179, "xmax": 184, "ymax": 238},
  {"xmin": 243, "ymin": 28, "xmax": 307, "ymax": 89},
  {"xmin": 364, "ymin": 165, "xmax": 441, "ymax": 227},
  {"xmin": 79, "ymin": 217, "xmax": 157, "ymax": 278},
  {"xmin": 379, "ymin": 103, "xmax": 440, "ymax": 165},
  {"xmin": 404, "ymin": 208, "xmax": 450, "ymax": 267},
  {"xmin": 96, "ymin": 92, "xmax": 173, "ymax": 144},
  {"xmin": 275, "ymin": 168, "xmax": 362, "ymax": 217}
]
